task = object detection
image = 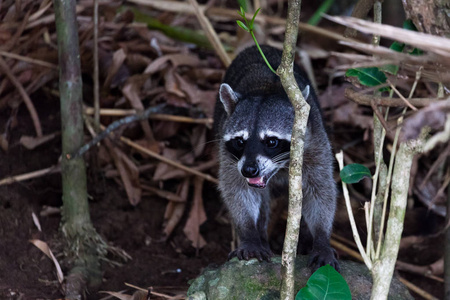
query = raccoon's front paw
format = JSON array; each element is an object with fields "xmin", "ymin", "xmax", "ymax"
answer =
[
  {"xmin": 308, "ymin": 247, "xmax": 340, "ymax": 273},
  {"xmin": 228, "ymin": 244, "xmax": 273, "ymax": 262}
]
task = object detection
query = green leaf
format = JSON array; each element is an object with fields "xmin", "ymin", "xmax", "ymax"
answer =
[
  {"xmin": 236, "ymin": 20, "xmax": 249, "ymax": 32},
  {"xmin": 296, "ymin": 265, "xmax": 352, "ymax": 300},
  {"xmin": 240, "ymin": 5, "xmax": 246, "ymax": 16},
  {"xmin": 340, "ymin": 164, "xmax": 372, "ymax": 184},
  {"xmin": 345, "ymin": 67, "xmax": 387, "ymax": 87},
  {"xmin": 381, "ymin": 42, "xmax": 403, "ymax": 74},
  {"xmin": 379, "ymin": 64, "xmax": 399, "ymax": 75},
  {"xmin": 390, "ymin": 41, "xmax": 405, "ymax": 53},
  {"xmin": 250, "ymin": 7, "xmax": 261, "ymax": 28},
  {"xmin": 403, "ymin": 19, "xmax": 417, "ymax": 31},
  {"xmin": 129, "ymin": 7, "xmax": 215, "ymax": 49},
  {"xmin": 401, "ymin": 20, "xmax": 423, "ymax": 55},
  {"xmin": 409, "ymin": 47, "xmax": 423, "ymax": 55},
  {"xmin": 307, "ymin": 0, "xmax": 335, "ymax": 26}
]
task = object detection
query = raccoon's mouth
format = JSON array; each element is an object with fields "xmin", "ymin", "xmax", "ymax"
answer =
[{"xmin": 246, "ymin": 176, "xmax": 267, "ymax": 188}]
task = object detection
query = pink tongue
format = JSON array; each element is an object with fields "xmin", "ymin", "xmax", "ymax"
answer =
[{"xmin": 248, "ymin": 177, "xmax": 264, "ymax": 185}]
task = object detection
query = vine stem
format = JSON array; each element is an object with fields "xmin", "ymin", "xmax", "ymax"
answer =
[{"xmin": 251, "ymin": 31, "xmax": 276, "ymax": 73}]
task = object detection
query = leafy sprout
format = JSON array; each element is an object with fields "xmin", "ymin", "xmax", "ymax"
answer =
[{"xmin": 237, "ymin": 7, "xmax": 276, "ymax": 74}]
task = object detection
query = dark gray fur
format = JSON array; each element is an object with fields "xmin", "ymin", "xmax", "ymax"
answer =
[{"xmin": 214, "ymin": 45, "xmax": 339, "ymax": 271}]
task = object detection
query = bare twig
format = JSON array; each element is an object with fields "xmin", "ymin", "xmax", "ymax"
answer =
[
  {"xmin": 387, "ymin": 80, "xmax": 418, "ymax": 111},
  {"xmin": 119, "ymin": 135, "xmax": 218, "ymax": 185},
  {"xmin": 370, "ymin": 100, "xmax": 391, "ymax": 133},
  {"xmin": 336, "ymin": 151, "xmax": 373, "ymax": 269},
  {"xmin": 0, "ymin": 165, "xmax": 60, "ymax": 186},
  {"xmin": 0, "ymin": 51, "xmax": 57, "ymax": 69},
  {"xmin": 123, "ymin": 282, "xmax": 185, "ymax": 299},
  {"xmin": 154, "ymin": 159, "xmax": 218, "ymax": 181},
  {"xmin": 326, "ymin": 15, "xmax": 450, "ymax": 59},
  {"xmin": 187, "ymin": 0, "xmax": 231, "ymax": 67},
  {"xmin": 345, "ymin": 88, "xmax": 439, "ymax": 108},
  {"xmin": 398, "ymin": 277, "xmax": 440, "ymax": 300},
  {"xmin": 330, "ymin": 239, "xmax": 363, "ymax": 262},
  {"xmin": 127, "ymin": 0, "xmax": 360, "ymax": 45},
  {"xmin": 83, "ymin": 107, "xmax": 213, "ymax": 125},
  {"xmin": 396, "ymin": 259, "xmax": 444, "ymax": 282},
  {"xmin": 141, "ymin": 185, "xmax": 185, "ymax": 202},
  {"xmin": 70, "ymin": 105, "xmax": 165, "ymax": 159}
]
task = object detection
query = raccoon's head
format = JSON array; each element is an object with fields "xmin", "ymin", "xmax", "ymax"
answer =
[{"xmin": 219, "ymin": 83, "xmax": 310, "ymax": 189}]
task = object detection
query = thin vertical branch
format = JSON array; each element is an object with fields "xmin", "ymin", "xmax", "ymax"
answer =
[
  {"xmin": 277, "ymin": 1, "xmax": 308, "ymax": 299},
  {"xmin": 366, "ymin": 0, "xmax": 382, "ymax": 259},
  {"xmin": 336, "ymin": 152, "xmax": 373, "ymax": 270},
  {"xmin": 372, "ymin": 0, "xmax": 382, "ymax": 45},
  {"xmin": 375, "ymin": 108, "xmax": 406, "ymax": 259},
  {"xmin": 367, "ymin": 110, "xmax": 386, "ymax": 259},
  {"xmin": 371, "ymin": 136, "xmax": 425, "ymax": 300},
  {"xmin": 93, "ymin": 0, "xmax": 100, "ymax": 131}
]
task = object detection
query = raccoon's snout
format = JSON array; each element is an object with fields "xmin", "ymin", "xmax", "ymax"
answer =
[
  {"xmin": 241, "ymin": 163, "xmax": 259, "ymax": 178},
  {"xmin": 241, "ymin": 162, "xmax": 268, "ymax": 188}
]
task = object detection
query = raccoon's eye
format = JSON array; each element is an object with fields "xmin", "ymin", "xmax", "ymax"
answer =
[
  {"xmin": 233, "ymin": 137, "xmax": 245, "ymax": 149},
  {"xmin": 265, "ymin": 137, "xmax": 279, "ymax": 148}
]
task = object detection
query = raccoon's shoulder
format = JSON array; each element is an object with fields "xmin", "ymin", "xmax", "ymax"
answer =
[{"xmin": 222, "ymin": 45, "xmax": 282, "ymax": 93}]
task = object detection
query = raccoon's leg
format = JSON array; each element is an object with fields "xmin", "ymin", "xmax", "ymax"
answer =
[
  {"xmin": 256, "ymin": 192, "xmax": 271, "ymax": 253},
  {"xmin": 302, "ymin": 175, "xmax": 340, "ymax": 272},
  {"xmin": 298, "ymin": 218, "xmax": 313, "ymax": 255},
  {"xmin": 223, "ymin": 188, "xmax": 272, "ymax": 262}
]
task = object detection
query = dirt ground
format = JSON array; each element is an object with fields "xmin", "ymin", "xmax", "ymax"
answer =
[
  {"xmin": 0, "ymin": 90, "xmax": 445, "ymax": 300},
  {"xmin": 0, "ymin": 96, "xmax": 228, "ymax": 299}
]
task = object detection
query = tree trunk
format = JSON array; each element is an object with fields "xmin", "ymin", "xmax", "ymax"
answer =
[
  {"xmin": 402, "ymin": 0, "xmax": 450, "ymax": 37},
  {"xmin": 54, "ymin": 0, "xmax": 104, "ymax": 297}
]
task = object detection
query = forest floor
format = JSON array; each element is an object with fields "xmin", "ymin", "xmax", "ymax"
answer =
[{"xmin": 0, "ymin": 0, "xmax": 447, "ymax": 299}]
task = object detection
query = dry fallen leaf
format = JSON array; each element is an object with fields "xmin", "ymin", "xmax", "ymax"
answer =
[
  {"xmin": 164, "ymin": 68, "xmax": 186, "ymax": 98},
  {"xmin": 122, "ymin": 76, "xmax": 155, "ymax": 142},
  {"xmin": 144, "ymin": 53, "xmax": 201, "ymax": 75},
  {"xmin": 103, "ymin": 47, "xmax": 128, "ymax": 88},
  {"xmin": 333, "ymin": 102, "xmax": 373, "ymax": 130},
  {"xmin": 189, "ymin": 126, "xmax": 206, "ymax": 158},
  {"xmin": 163, "ymin": 178, "xmax": 189, "ymax": 238},
  {"xmin": 183, "ymin": 177, "xmax": 207, "ymax": 249},
  {"xmin": 30, "ymin": 239, "xmax": 64, "ymax": 284},
  {"xmin": 0, "ymin": 133, "xmax": 8, "ymax": 152},
  {"xmin": 105, "ymin": 139, "xmax": 142, "ymax": 206},
  {"xmin": 19, "ymin": 132, "xmax": 59, "ymax": 150},
  {"xmin": 31, "ymin": 212, "xmax": 41, "ymax": 232},
  {"xmin": 153, "ymin": 148, "xmax": 178, "ymax": 181},
  {"xmin": 173, "ymin": 72, "xmax": 218, "ymax": 117},
  {"xmin": 141, "ymin": 184, "xmax": 185, "ymax": 202},
  {"xmin": 401, "ymin": 100, "xmax": 450, "ymax": 141},
  {"xmin": 152, "ymin": 120, "xmax": 181, "ymax": 141},
  {"xmin": 318, "ymin": 83, "xmax": 352, "ymax": 109}
]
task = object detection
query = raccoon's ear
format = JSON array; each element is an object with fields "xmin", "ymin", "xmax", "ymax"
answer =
[
  {"xmin": 219, "ymin": 83, "xmax": 239, "ymax": 116},
  {"xmin": 301, "ymin": 85, "xmax": 310, "ymax": 100}
]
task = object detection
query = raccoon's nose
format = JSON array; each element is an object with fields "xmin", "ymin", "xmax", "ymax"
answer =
[{"xmin": 242, "ymin": 164, "xmax": 259, "ymax": 178}]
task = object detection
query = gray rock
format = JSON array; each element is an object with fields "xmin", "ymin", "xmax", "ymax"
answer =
[{"xmin": 187, "ymin": 256, "xmax": 413, "ymax": 300}]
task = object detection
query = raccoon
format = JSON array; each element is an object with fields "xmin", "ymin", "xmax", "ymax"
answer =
[{"xmin": 214, "ymin": 45, "xmax": 339, "ymax": 271}]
